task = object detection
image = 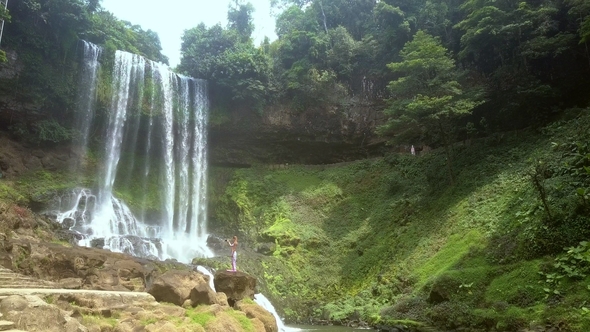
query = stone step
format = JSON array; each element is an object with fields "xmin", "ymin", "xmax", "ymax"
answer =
[
  {"xmin": 0, "ymin": 272, "xmax": 53, "ymax": 278},
  {"xmin": 0, "ymin": 283, "xmax": 52, "ymax": 288},
  {"xmin": 0, "ymin": 321, "xmax": 15, "ymax": 331},
  {"xmin": 0, "ymin": 278, "xmax": 55, "ymax": 283},
  {"xmin": 0, "ymin": 270, "xmax": 59, "ymax": 290},
  {"xmin": 0, "ymin": 285, "xmax": 57, "ymax": 290}
]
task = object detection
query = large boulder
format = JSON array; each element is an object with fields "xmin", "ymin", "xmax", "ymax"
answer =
[
  {"xmin": 190, "ymin": 281, "xmax": 218, "ymax": 306},
  {"xmin": 236, "ymin": 301, "xmax": 278, "ymax": 332},
  {"xmin": 147, "ymin": 270, "xmax": 209, "ymax": 306},
  {"xmin": 0, "ymin": 294, "xmax": 88, "ymax": 332},
  {"xmin": 214, "ymin": 270, "xmax": 257, "ymax": 306}
]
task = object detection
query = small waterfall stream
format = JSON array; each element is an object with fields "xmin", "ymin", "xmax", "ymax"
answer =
[
  {"xmin": 195, "ymin": 266, "xmax": 290, "ymax": 332},
  {"xmin": 255, "ymin": 293, "xmax": 291, "ymax": 332},
  {"xmin": 50, "ymin": 42, "xmax": 211, "ymax": 263}
]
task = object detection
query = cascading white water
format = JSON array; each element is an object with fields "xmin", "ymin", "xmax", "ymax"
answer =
[
  {"xmin": 254, "ymin": 294, "xmax": 293, "ymax": 332},
  {"xmin": 73, "ymin": 41, "xmax": 101, "ymax": 165},
  {"xmin": 50, "ymin": 44, "xmax": 211, "ymax": 263},
  {"xmin": 196, "ymin": 266, "xmax": 216, "ymax": 293},
  {"xmin": 193, "ymin": 268, "xmax": 288, "ymax": 332}
]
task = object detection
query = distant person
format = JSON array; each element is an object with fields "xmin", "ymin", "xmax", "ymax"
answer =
[
  {"xmin": 226, "ymin": 236, "xmax": 238, "ymax": 272},
  {"xmin": 411, "ymin": 145, "xmax": 416, "ymax": 156}
]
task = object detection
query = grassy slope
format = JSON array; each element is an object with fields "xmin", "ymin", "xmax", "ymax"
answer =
[{"xmin": 209, "ymin": 109, "xmax": 590, "ymax": 331}]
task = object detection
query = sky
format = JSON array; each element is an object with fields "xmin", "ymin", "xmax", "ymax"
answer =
[{"xmin": 101, "ymin": 0, "xmax": 278, "ymax": 67}]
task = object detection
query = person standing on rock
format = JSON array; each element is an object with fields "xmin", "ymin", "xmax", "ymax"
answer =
[{"xmin": 226, "ymin": 236, "xmax": 238, "ymax": 272}]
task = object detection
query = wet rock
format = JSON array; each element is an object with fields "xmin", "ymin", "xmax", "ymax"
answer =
[
  {"xmin": 62, "ymin": 217, "xmax": 76, "ymax": 229},
  {"xmin": 207, "ymin": 235, "xmax": 227, "ymax": 251},
  {"xmin": 147, "ymin": 270, "xmax": 209, "ymax": 306},
  {"xmin": 214, "ymin": 270, "xmax": 256, "ymax": 306},
  {"xmin": 55, "ymin": 230, "xmax": 86, "ymax": 245},
  {"xmin": 90, "ymin": 238, "xmax": 105, "ymax": 249},
  {"xmin": 189, "ymin": 281, "xmax": 218, "ymax": 306},
  {"xmin": 236, "ymin": 301, "xmax": 278, "ymax": 332}
]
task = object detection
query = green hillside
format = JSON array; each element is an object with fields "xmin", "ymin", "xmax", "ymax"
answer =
[{"xmin": 208, "ymin": 108, "xmax": 590, "ymax": 331}]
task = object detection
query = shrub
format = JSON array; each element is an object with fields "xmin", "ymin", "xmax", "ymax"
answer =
[
  {"xmin": 425, "ymin": 301, "xmax": 474, "ymax": 329},
  {"xmin": 380, "ymin": 296, "xmax": 428, "ymax": 322}
]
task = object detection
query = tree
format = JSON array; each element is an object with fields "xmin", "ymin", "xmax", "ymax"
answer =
[
  {"xmin": 228, "ymin": 0, "xmax": 255, "ymax": 42},
  {"xmin": 379, "ymin": 30, "xmax": 482, "ymax": 184},
  {"xmin": 179, "ymin": 4, "xmax": 273, "ymax": 112}
]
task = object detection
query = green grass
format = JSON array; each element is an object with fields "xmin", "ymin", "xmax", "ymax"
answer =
[
  {"xmin": 186, "ymin": 308, "xmax": 214, "ymax": 327},
  {"xmin": 0, "ymin": 181, "xmax": 25, "ymax": 203},
  {"xmin": 227, "ymin": 310, "xmax": 255, "ymax": 332},
  {"xmin": 485, "ymin": 260, "xmax": 545, "ymax": 306},
  {"xmin": 414, "ymin": 230, "xmax": 485, "ymax": 287},
  {"xmin": 82, "ymin": 315, "xmax": 118, "ymax": 327},
  {"xmin": 50, "ymin": 240, "xmax": 72, "ymax": 247},
  {"xmin": 140, "ymin": 317, "xmax": 158, "ymax": 326},
  {"xmin": 178, "ymin": 109, "xmax": 590, "ymax": 329}
]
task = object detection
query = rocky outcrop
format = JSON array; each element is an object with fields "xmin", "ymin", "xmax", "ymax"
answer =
[
  {"xmin": 214, "ymin": 270, "xmax": 256, "ymax": 306},
  {"xmin": 0, "ymin": 50, "xmax": 45, "ymax": 133},
  {"xmin": 1, "ymin": 238, "xmax": 192, "ymax": 292},
  {"xmin": 146, "ymin": 270, "xmax": 213, "ymax": 306},
  {"xmin": 189, "ymin": 281, "xmax": 218, "ymax": 306},
  {"xmin": 209, "ymin": 102, "xmax": 387, "ymax": 166},
  {"xmin": 0, "ymin": 134, "xmax": 76, "ymax": 180},
  {"xmin": 0, "ymin": 294, "xmax": 88, "ymax": 332},
  {"xmin": 236, "ymin": 300, "xmax": 278, "ymax": 332}
]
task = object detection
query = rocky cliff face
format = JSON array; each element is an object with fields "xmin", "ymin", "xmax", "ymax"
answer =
[
  {"xmin": 0, "ymin": 49, "xmax": 388, "ymax": 167},
  {"xmin": 209, "ymin": 101, "xmax": 388, "ymax": 166},
  {"xmin": 0, "ymin": 50, "xmax": 44, "ymax": 129}
]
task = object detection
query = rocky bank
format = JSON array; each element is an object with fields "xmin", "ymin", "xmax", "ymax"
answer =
[{"xmin": 0, "ymin": 200, "xmax": 278, "ymax": 332}]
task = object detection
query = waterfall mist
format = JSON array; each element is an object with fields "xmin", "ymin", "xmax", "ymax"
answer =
[{"xmin": 53, "ymin": 43, "xmax": 211, "ymax": 263}]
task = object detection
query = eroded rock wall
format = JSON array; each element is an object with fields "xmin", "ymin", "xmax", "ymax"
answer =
[{"xmin": 209, "ymin": 101, "xmax": 388, "ymax": 166}]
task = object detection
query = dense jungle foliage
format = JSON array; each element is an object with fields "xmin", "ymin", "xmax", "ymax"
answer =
[
  {"xmin": 0, "ymin": 0, "xmax": 167, "ymax": 142},
  {"xmin": 2, "ymin": 0, "xmax": 589, "ymax": 148},
  {"xmin": 207, "ymin": 109, "xmax": 590, "ymax": 331},
  {"xmin": 178, "ymin": 0, "xmax": 590, "ymax": 148}
]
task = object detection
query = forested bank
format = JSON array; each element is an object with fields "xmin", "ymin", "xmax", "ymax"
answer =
[
  {"xmin": 178, "ymin": 0, "xmax": 590, "ymax": 151},
  {"xmin": 2, "ymin": 0, "xmax": 589, "ymax": 150},
  {"xmin": 207, "ymin": 109, "xmax": 590, "ymax": 331},
  {"xmin": 0, "ymin": 0, "xmax": 167, "ymax": 144},
  {"xmin": 0, "ymin": 0, "xmax": 590, "ymax": 331}
]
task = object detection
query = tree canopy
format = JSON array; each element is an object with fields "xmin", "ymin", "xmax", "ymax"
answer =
[
  {"xmin": 176, "ymin": 0, "xmax": 590, "ymax": 139},
  {"xmin": 2, "ymin": 0, "xmax": 590, "ymax": 147}
]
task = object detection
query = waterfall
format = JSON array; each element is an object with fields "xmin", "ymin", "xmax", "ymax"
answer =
[
  {"xmin": 192, "ymin": 268, "xmax": 288, "ymax": 332},
  {"xmin": 255, "ymin": 294, "xmax": 293, "ymax": 332},
  {"xmin": 196, "ymin": 266, "xmax": 216, "ymax": 292},
  {"xmin": 51, "ymin": 43, "xmax": 211, "ymax": 263},
  {"xmin": 73, "ymin": 41, "xmax": 101, "ymax": 165}
]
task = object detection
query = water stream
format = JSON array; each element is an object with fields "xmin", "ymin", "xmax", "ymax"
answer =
[{"xmin": 194, "ymin": 267, "xmax": 367, "ymax": 332}]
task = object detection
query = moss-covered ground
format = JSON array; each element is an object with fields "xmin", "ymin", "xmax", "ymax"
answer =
[{"xmin": 207, "ymin": 109, "xmax": 590, "ymax": 331}]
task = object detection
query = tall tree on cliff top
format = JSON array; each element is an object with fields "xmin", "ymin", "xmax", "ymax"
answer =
[
  {"xmin": 379, "ymin": 30, "xmax": 482, "ymax": 185},
  {"xmin": 179, "ymin": 2, "xmax": 272, "ymax": 112},
  {"xmin": 228, "ymin": 0, "xmax": 255, "ymax": 42}
]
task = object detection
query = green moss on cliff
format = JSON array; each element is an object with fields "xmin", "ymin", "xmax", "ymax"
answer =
[{"xmin": 208, "ymin": 109, "xmax": 590, "ymax": 329}]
